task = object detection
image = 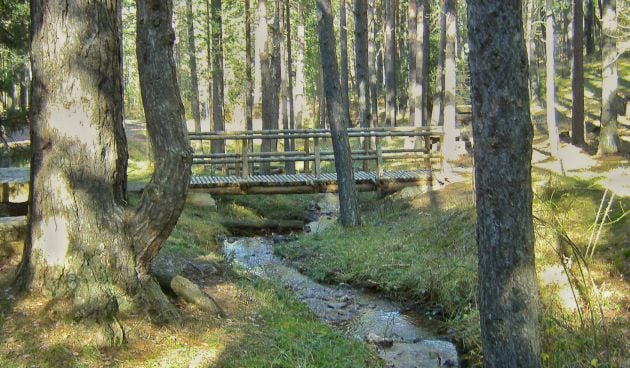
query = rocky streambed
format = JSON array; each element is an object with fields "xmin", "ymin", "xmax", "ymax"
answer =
[{"xmin": 223, "ymin": 212, "xmax": 459, "ymax": 368}]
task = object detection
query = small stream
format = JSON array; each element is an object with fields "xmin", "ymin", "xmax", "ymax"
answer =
[{"xmin": 223, "ymin": 203, "xmax": 459, "ymax": 367}]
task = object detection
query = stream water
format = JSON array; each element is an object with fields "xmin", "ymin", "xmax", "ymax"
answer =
[{"xmin": 223, "ymin": 203, "xmax": 459, "ymax": 367}]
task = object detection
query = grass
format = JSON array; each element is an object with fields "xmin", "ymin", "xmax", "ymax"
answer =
[{"xmin": 274, "ymin": 170, "xmax": 630, "ymax": 367}]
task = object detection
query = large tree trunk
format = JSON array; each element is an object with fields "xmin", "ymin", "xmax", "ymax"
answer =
[
  {"xmin": 316, "ymin": 0, "xmax": 360, "ymax": 227},
  {"xmin": 18, "ymin": 0, "xmax": 192, "ymax": 344},
  {"xmin": 295, "ymin": 1, "xmax": 306, "ymax": 130},
  {"xmin": 467, "ymin": 1, "xmax": 542, "ymax": 366},
  {"xmin": 408, "ymin": 0, "xmax": 417, "ymax": 125},
  {"xmin": 430, "ymin": 0, "xmax": 446, "ymax": 126},
  {"xmin": 211, "ymin": 0, "xmax": 225, "ymax": 155},
  {"xmin": 545, "ymin": 0, "xmax": 561, "ymax": 157},
  {"xmin": 355, "ymin": 0, "xmax": 371, "ymax": 129},
  {"xmin": 442, "ymin": 0, "xmax": 457, "ymax": 160},
  {"xmin": 186, "ymin": 0, "xmax": 202, "ymax": 132},
  {"xmin": 572, "ymin": 0, "xmax": 585, "ymax": 145},
  {"xmin": 340, "ymin": 0, "xmax": 351, "ymax": 126},
  {"xmin": 384, "ymin": 0, "xmax": 397, "ymax": 126},
  {"xmin": 598, "ymin": 0, "xmax": 619, "ymax": 154}
]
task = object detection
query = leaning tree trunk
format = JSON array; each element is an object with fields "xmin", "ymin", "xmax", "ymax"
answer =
[
  {"xmin": 211, "ymin": 0, "xmax": 225, "ymax": 155},
  {"xmin": 572, "ymin": 0, "xmax": 585, "ymax": 145},
  {"xmin": 18, "ymin": 0, "xmax": 192, "ymax": 345},
  {"xmin": 186, "ymin": 0, "xmax": 202, "ymax": 132},
  {"xmin": 598, "ymin": 0, "xmax": 619, "ymax": 154},
  {"xmin": 467, "ymin": 0, "xmax": 542, "ymax": 366},
  {"xmin": 442, "ymin": 0, "xmax": 457, "ymax": 161},
  {"xmin": 317, "ymin": 0, "xmax": 360, "ymax": 227}
]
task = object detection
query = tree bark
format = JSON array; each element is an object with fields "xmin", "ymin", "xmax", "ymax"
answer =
[
  {"xmin": 316, "ymin": 0, "xmax": 360, "ymax": 227},
  {"xmin": 295, "ymin": 1, "xmax": 306, "ymax": 131},
  {"xmin": 355, "ymin": 0, "xmax": 371, "ymax": 129},
  {"xmin": 384, "ymin": 0, "xmax": 397, "ymax": 126},
  {"xmin": 598, "ymin": 0, "xmax": 619, "ymax": 154},
  {"xmin": 572, "ymin": 0, "xmax": 585, "ymax": 145},
  {"xmin": 408, "ymin": 0, "xmax": 417, "ymax": 125},
  {"xmin": 467, "ymin": 1, "xmax": 542, "ymax": 366},
  {"xmin": 545, "ymin": 0, "xmax": 561, "ymax": 157},
  {"xmin": 260, "ymin": 0, "xmax": 280, "ymax": 173},
  {"xmin": 285, "ymin": 0, "xmax": 296, "ymax": 172},
  {"xmin": 206, "ymin": 0, "xmax": 214, "ymax": 130},
  {"xmin": 18, "ymin": 0, "xmax": 192, "ymax": 342},
  {"xmin": 186, "ymin": 0, "xmax": 202, "ymax": 133},
  {"xmin": 443, "ymin": 0, "xmax": 457, "ymax": 160},
  {"xmin": 411, "ymin": 0, "xmax": 429, "ymax": 127},
  {"xmin": 211, "ymin": 0, "xmax": 225, "ymax": 155},
  {"xmin": 340, "ymin": 0, "xmax": 351, "ymax": 126},
  {"xmin": 430, "ymin": 0, "xmax": 446, "ymax": 126}
]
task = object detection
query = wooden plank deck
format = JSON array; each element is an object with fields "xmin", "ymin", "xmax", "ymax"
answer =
[{"xmin": 189, "ymin": 169, "xmax": 433, "ymax": 195}]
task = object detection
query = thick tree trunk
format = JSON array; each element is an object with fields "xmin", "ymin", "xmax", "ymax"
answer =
[
  {"xmin": 384, "ymin": 0, "xmax": 397, "ymax": 126},
  {"xmin": 211, "ymin": 0, "xmax": 225, "ymax": 155},
  {"xmin": 430, "ymin": 0, "xmax": 446, "ymax": 126},
  {"xmin": 316, "ymin": 0, "xmax": 360, "ymax": 227},
  {"xmin": 408, "ymin": 0, "xmax": 417, "ymax": 125},
  {"xmin": 467, "ymin": 1, "xmax": 542, "ymax": 366},
  {"xmin": 18, "ymin": 0, "xmax": 192, "ymax": 343},
  {"xmin": 411, "ymin": 0, "xmax": 429, "ymax": 127},
  {"xmin": 545, "ymin": 0, "xmax": 561, "ymax": 157},
  {"xmin": 585, "ymin": 0, "xmax": 595, "ymax": 54},
  {"xmin": 254, "ymin": 0, "xmax": 267, "ymax": 110},
  {"xmin": 418, "ymin": 0, "xmax": 429, "ymax": 126},
  {"xmin": 340, "ymin": 0, "xmax": 351, "ymax": 126},
  {"xmin": 355, "ymin": 0, "xmax": 371, "ymax": 129},
  {"xmin": 598, "ymin": 0, "xmax": 619, "ymax": 154},
  {"xmin": 186, "ymin": 0, "xmax": 202, "ymax": 132},
  {"xmin": 443, "ymin": 0, "xmax": 457, "ymax": 160},
  {"xmin": 572, "ymin": 0, "xmax": 585, "ymax": 145}
]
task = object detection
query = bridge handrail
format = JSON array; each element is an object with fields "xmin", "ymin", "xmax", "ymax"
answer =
[{"xmin": 189, "ymin": 127, "xmax": 444, "ymax": 178}]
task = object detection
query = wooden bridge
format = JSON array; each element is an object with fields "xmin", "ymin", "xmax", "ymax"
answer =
[
  {"xmin": 0, "ymin": 126, "xmax": 444, "ymax": 198},
  {"xmin": 188, "ymin": 126, "xmax": 443, "ymax": 195}
]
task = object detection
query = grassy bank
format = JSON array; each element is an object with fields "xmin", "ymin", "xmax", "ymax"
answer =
[{"xmin": 274, "ymin": 171, "xmax": 630, "ymax": 367}]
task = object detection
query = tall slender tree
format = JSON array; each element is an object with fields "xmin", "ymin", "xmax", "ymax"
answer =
[
  {"xmin": 408, "ymin": 0, "xmax": 418, "ymax": 125},
  {"xmin": 316, "ymin": 0, "xmax": 360, "ymax": 227},
  {"xmin": 430, "ymin": 0, "xmax": 446, "ymax": 126},
  {"xmin": 598, "ymin": 0, "xmax": 619, "ymax": 154},
  {"xmin": 384, "ymin": 0, "xmax": 397, "ymax": 126},
  {"xmin": 467, "ymin": 0, "xmax": 542, "ymax": 365},
  {"xmin": 368, "ymin": 0, "xmax": 379, "ymax": 127},
  {"xmin": 545, "ymin": 0, "xmax": 560, "ymax": 157},
  {"xmin": 186, "ymin": 0, "xmax": 202, "ymax": 132},
  {"xmin": 18, "ymin": 0, "xmax": 192, "ymax": 341},
  {"xmin": 295, "ymin": 1, "xmax": 306, "ymax": 131},
  {"xmin": 585, "ymin": 0, "xmax": 595, "ymax": 55},
  {"xmin": 211, "ymin": 0, "xmax": 225, "ymax": 155},
  {"xmin": 443, "ymin": 0, "xmax": 457, "ymax": 160},
  {"xmin": 246, "ymin": 0, "xmax": 254, "ymax": 132},
  {"xmin": 355, "ymin": 0, "xmax": 371, "ymax": 129},
  {"xmin": 340, "ymin": 0, "xmax": 351, "ymax": 125},
  {"xmin": 205, "ymin": 0, "xmax": 213, "ymax": 129},
  {"xmin": 526, "ymin": 0, "xmax": 541, "ymax": 104},
  {"xmin": 572, "ymin": 0, "xmax": 585, "ymax": 145},
  {"xmin": 285, "ymin": 0, "xmax": 296, "ymax": 168}
]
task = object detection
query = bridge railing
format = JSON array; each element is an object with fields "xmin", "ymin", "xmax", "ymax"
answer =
[{"xmin": 189, "ymin": 126, "xmax": 443, "ymax": 178}]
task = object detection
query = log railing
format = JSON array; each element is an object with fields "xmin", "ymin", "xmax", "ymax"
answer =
[{"xmin": 189, "ymin": 126, "xmax": 444, "ymax": 178}]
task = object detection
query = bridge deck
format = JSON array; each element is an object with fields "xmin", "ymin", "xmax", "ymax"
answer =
[{"xmin": 190, "ymin": 169, "xmax": 432, "ymax": 195}]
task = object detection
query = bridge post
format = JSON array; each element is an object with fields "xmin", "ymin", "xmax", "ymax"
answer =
[
  {"xmin": 314, "ymin": 136, "xmax": 321, "ymax": 178},
  {"xmin": 242, "ymin": 139, "xmax": 250, "ymax": 178},
  {"xmin": 304, "ymin": 137, "xmax": 310, "ymax": 174},
  {"xmin": 424, "ymin": 134, "xmax": 432, "ymax": 170},
  {"xmin": 362, "ymin": 134, "xmax": 370, "ymax": 172},
  {"xmin": 376, "ymin": 137, "xmax": 383, "ymax": 178}
]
